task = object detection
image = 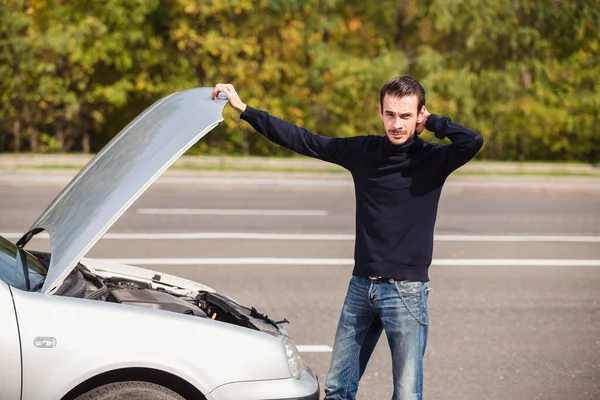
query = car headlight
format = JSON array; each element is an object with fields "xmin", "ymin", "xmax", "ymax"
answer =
[{"xmin": 281, "ymin": 336, "xmax": 303, "ymax": 379}]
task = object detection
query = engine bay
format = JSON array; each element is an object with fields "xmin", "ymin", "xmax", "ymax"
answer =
[
  {"xmin": 107, "ymin": 286, "xmax": 207, "ymax": 317},
  {"xmin": 54, "ymin": 265, "xmax": 283, "ymax": 335},
  {"xmin": 102, "ymin": 277, "xmax": 283, "ymax": 335},
  {"xmin": 27, "ymin": 250, "xmax": 286, "ymax": 335}
]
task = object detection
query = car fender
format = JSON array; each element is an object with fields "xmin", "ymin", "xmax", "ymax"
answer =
[
  {"xmin": 11, "ymin": 288, "xmax": 291, "ymax": 400},
  {"xmin": 0, "ymin": 282, "xmax": 22, "ymax": 399}
]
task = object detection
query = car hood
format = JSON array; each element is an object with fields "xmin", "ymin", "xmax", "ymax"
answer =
[{"xmin": 18, "ymin": 88, "xmax": 227, "ymax": 294}]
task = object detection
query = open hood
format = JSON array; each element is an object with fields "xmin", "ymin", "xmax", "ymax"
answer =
[{"xmin": 18, "ymin": 88, "xmax": 227, "ymax": 294}]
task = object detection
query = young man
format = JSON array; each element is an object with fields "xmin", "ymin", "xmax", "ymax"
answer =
[{"xmin": 212, "ymin": 76, "xmax": 483, "ymax": 400}]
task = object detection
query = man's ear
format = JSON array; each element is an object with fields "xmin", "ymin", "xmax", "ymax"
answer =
[{"xmin": 416, "ymin": 106, "xmax": 425, "ymax": 123}]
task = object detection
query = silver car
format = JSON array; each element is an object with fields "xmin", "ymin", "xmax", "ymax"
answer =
[{"xmin": 0, "ymin": 88, "xmax": 320, "ymax": 400}]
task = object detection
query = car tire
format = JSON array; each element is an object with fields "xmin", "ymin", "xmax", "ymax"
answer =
[{"xmin": 73, "ymin": 381, "xmax": 185, "ymax": 400}]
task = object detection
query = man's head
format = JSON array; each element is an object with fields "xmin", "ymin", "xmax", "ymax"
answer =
[{"xmin": 379, "ymin": 76, "xmax": 426, "ymax": 145}]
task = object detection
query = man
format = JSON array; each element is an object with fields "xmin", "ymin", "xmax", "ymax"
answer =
[{"xmin": 212, "ymin": 76, "xmax": 483, "ymax": 400}]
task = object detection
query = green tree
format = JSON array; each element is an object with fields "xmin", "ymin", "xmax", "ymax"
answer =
[
  {"xmin": 405, "ymin": 0, "xmax": 600, "ymax": 161},
  {"xmin": 0, "ymin": 0, "xmax": 598, "ymax": 161}
]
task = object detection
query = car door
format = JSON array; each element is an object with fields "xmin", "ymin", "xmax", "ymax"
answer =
[{"xmin": 0, "ymin": 281, "xmax": 22, "ymax": 399}]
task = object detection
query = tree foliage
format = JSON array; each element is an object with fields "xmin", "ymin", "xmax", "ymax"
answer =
[{"xmin": 0, "ymin": 0, "xmax": 598, "ymax": 161}]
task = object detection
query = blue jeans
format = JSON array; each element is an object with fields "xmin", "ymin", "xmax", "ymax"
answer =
[{"xmin": 324, "ymin": 276, "xmax": 430, "ymax": 400}]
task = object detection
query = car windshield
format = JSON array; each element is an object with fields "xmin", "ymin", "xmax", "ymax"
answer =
[{"xmin": 0, "ymin": 235, "xmax": 47, "ymax": 291}]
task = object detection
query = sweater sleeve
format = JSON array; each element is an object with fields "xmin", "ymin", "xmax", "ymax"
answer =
[
  {"xmin": 240, "ymin": 106, "xmax": 357, "ymax": 170},
  {"xmin": 426, "ymin": 114, "xmax": 484, "ymax": 175}
]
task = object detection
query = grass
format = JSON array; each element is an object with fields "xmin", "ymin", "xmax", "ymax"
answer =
[
  {"xmin": 8, "ymin": 162, "xmax": 600, "ymax": 177},
  {"xmin": 172, "ymin": 163, "xmax": 600, "ymax": 176},
  {"xmin": 19, "ymin": 164, "xmax": 83, "ymax": 169},
  {"xmin": 172, "ymin": 163, "xmax": 346, "ymax": 173},
  {"xmin": 453, "ymin": 170, "xmax": 600, "ymax": 177}
]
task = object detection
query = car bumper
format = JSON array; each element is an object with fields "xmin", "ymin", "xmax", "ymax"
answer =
[{"xmin": 206, "ymin": 362, "xmax": 320, "ymax": 400}]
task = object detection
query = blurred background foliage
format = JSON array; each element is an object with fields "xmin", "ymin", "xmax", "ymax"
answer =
[{"xmin": 0, "ymin": 0, "xmax": 598, "ymax": 161}]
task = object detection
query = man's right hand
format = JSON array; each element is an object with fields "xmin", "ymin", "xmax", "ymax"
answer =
[{"xmin": 211, "ymin": 83, "xmax": 247, "ymax": 114}]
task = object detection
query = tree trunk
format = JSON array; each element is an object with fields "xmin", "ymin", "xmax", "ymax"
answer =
[
  {"xmin": 64, "ymin": 126, "xmax": 75, "ymax": 152},
  {"xmin": 395, "ymin": 0, "xmax": 410, "ymax": 50},
  {"xmin": 55, "ymin": 119, "xmax": 66, "ymax": 150},
  {"xmin": 589, "ymin": 149, "xmax": 598, "ymax": 164},
  {"xmin": 82, "ymin": 131, "xmax": 90, "ymax": 154},
  {"xmin": 13, "ymin": 118, "xmax": 21, "ymax": 152},
  {"xmin": 591, "ymin": 117, "xmax": 599, "ymax": 164},
  {"xmin": 56, "ymin": 129, "xmax": 65, "ymax": 150},
  {"xmin": 50, "ymin": 104, "xmax": 65, "ymax": 151},
  {"xmin": 29, "ymin": 128, "xmax": 39, "ymax": 153},
  {"xmin": 22, "ymin": 102, "xmax": 38, "ymax": 153},
  {"xmin": 0, "ymin": 132, "xmax": 6, "ymax": 152},
  {"xmin": 518, "ymin": 71, "xmax": 532, "ymax": 162},
  {"xmin": 517, "ymin": 132, "xmax": 525, "ymax": 162}
]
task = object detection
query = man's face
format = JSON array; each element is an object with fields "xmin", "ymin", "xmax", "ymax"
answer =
[{"xmin": 380, "ymin": 94, "xmax": 424, "ymax": 146}]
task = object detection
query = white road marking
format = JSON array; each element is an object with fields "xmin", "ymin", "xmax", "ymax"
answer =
[
  {"xmin": 137, "ymin": 208, "xmax": 329, "ymax": 217},
  {"xmin": 0, "ymin": 232, "xmax": 351, "ymax": 240},
  {"xmin": 434, "ymin": 235, "xmax": 600, "ymax": 243},
  {"xmin": 103, "ymin": 258, "xmax": 352, "ymax": 265},
  {"xmin": 158, "ymin": 177, "xmax": 352, "ymax": 187},
  {"xmin": 99, "ymin": 258, "xmax": 600, "ymax": 267},
  {"xmin": 432, "ymin": 259, "xmax": 600, "ymax": 267},
  {"xmin": 296, "ymin": 345, "xmax": 333, "ymax": 353},
  {"xmin": 3, "ymin": 232, "xmax": 600, "ymax": 243}
]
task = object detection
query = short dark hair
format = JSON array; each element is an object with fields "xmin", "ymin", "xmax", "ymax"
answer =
[{"xmin": 379, "ymin": 76, "xmax": 425, "ymax": 112}]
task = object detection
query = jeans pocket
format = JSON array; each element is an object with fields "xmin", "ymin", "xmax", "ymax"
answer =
[
  {"xmin": 394, "ymin": 281, "xmax": 430, "ymax": 326},
  {"xmin": 395, "ymin": 280, "xmax": 425, "ymax": 294}
]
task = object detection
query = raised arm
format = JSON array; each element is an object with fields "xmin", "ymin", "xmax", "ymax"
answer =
[
  {"xmin": 212, "ymin": 83, "xmax": 356, "ymax": 169},
  {"xmin": 419, "ymin": 109, "xmax": 484, "ymax": 174}
]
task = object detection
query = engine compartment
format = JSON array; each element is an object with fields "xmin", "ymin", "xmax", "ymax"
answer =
[
  {"xmin": 107, "ymin": 287, "xmax": 207, "ymax": 317},
  {"xmin": 27, "ymin": 250, "xmax": 286, "ymax": 335},
  {"xmin": 49, "ymin": 265, "xmax": 283, "ymax": 335},
  {"xmin": 101, "ymin": 276, "xmax": 283, "ymax": 335}
]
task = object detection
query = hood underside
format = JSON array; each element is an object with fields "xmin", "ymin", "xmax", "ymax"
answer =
[{"xmin": 19, "ymin": 88, "xmax": 227, "ymax": 294}]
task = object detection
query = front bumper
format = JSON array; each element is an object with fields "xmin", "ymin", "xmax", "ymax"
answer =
[{"xmin": 206, "ymin": 361, "xmax": 320, "ymax": 400}]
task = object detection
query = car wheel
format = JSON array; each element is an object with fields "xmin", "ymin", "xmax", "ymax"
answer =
[{"xmin": 73, "ymin": 381, "xmax": 185, "ymax": 400}]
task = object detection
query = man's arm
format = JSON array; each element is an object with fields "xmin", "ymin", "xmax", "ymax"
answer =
[
  {"xmin": 212, "ymin": 83, "xmax": 356, "ymax": 169},
  {"xmin": 241, "ymin": 106, "xmax": 356, "ymax": 168},
  {"xmin": 424, "ymin": 112, "xmax": 484, "ymax": 174}
]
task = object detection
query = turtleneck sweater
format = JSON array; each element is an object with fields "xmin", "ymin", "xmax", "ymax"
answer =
[{"xmin": 240, "ymin": 105, "xmax": 483, "ymax": 281}]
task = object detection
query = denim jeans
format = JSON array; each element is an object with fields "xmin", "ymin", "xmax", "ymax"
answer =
[{"xmin": 324, "ymin": 276, "xmax": 430, "ymax": 400}]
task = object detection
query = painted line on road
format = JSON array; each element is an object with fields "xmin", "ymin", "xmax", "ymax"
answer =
[
  {"xmin": 99, "ymin": 258, "xmax": 600, "ymax": 267},
  {"xmin": 296, "ymin": 345, "xmax": 333, "ymax": 353},
  {"xmin": 434, "ymin": 235, "xmax": 600, "ymax": 243},
  {"xmin": 103, "ymin": 258, "xmax": 351, "ymax": 265},
  {"xmin": 0, "ymin": 232, "xmax": 352, "ymax": 240},
  {"xmin": 159, "ymin": 177, "xmax": 351, "ymax": 187},
  {"xmin": 137, "ymin": 208, "xmax": 329, "ymax": 217},
  {"xmin": 433, "ymin": 259, "xmax": 600, "ymax": 266},
  {"xmin": 3, "ymin": 232, "xmax": 600, "ymax": 243}
]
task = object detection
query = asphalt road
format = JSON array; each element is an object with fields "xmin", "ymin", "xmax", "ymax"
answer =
[{"xmin": 1, "ymin": 172, "xmax": 599, "ymax": 400}]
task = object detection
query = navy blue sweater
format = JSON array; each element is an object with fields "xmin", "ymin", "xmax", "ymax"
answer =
[{"xmin": 241, "ymin": 106, "xmax": 484, "ymax": 281}]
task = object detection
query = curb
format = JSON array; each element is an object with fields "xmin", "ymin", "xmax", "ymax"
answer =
[{"xmin": 0, "ymin": 154, "xmax": 599, "ymax": 176}]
